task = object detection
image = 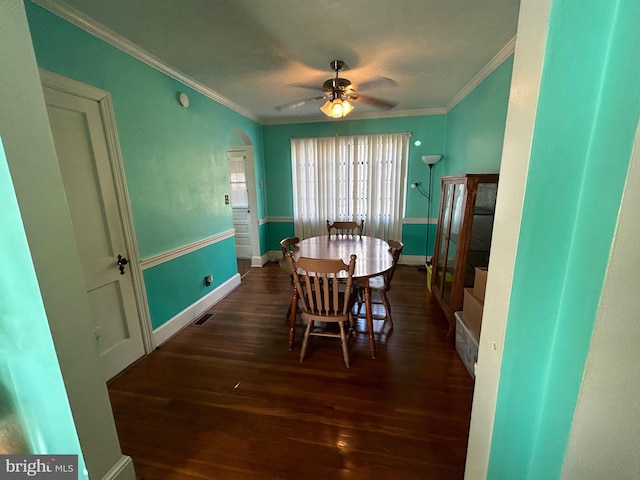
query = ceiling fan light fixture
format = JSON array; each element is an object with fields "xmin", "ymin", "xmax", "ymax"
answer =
[
  {"xmin": 320, "ymin": 98, "xmax": 354, "ymax": 118},
  {"xmin": 275, "ymin": 59, "xmax": 396, "ymax": 117},
  {"xmin": 320, "ymin": 100, "xmax": 333, "ymax": 116},
  {"xmin": 341, "ymin": 99, "xmax": 354, "ymax": 115}
]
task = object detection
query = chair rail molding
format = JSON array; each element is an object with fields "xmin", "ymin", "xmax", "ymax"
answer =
[{"xmin": 140, "ymin": 229, "xmax": 235, "ymax": 270}]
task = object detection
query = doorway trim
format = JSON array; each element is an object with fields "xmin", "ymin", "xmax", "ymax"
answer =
[
  {"xmin": 39, "ymin": 68, "xmax": 155, "ymax": 354},
  {"xmin": 227, "ymin": 145, "xmax": 261, "ymax": 267}
]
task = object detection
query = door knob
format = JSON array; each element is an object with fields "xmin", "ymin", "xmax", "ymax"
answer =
[{"xmin": 117, "ymin": 254, "xmax": 129, "ymax": 275}]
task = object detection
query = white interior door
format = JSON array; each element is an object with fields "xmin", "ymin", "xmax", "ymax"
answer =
[
  {"xmin": 228, "ymin": 152, "xmax": 252, "ymax": 259},
  {"xmin": 43, "ymin": 86, "xmax": 145, "ymax": 381}
]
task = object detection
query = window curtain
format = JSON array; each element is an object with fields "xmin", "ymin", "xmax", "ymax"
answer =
[{"xmin": 291, "ymin": 133, "xmax": 409, "ymax": 240}]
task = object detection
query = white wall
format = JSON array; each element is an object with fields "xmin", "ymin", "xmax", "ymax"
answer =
[
  {"xmin": 0, "ymin": 1, "xmax": 134, "ymax": 478},
  {"xmin": 561, "ymin": 122, "xmax": 640, "ymax": 479}
]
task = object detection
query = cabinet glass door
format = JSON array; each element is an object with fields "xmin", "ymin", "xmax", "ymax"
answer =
[
  {"xmin": 433, "ymin": 183, "xmax": 453, "ymax": 293},
  {"xmin": 442, "ymin": 183, "xmax": 465, "ymax": 304},
  {"xmin": 466, "ymin": 181, "xmax": 498, "ymax": 286}
]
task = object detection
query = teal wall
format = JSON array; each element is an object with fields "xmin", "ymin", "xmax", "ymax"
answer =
[
  {"xmin": 26, "ymin": 3, "xmax": 264, "ymax": 328},
  {"xmin": 144, "ymin": 238, "xmax": 237, "ymax": 329},
  {"xmin": 402, "ymin": 223, "xmax": 436, "ymax": 260},
  {"xmin": 0, "ymin": 138, "xmax": 86, "ymax": 473},
  {"xmin": 268, "ymin": 221, "xmax": 296, "ymax": 247},
  {"xmin": 444, "ymin": 56, "xmax": 514, "ymax": 176},
  {"xmin": 258, "ymin": 222, "xmax": 269, "ymax": 255},
  {"xmin": 263, "ymin": 116, "xmax": 446, "ymax": 256},
  {"xmin": 488, "ymin": 0, "xmax": 640, "ymax": 478}
]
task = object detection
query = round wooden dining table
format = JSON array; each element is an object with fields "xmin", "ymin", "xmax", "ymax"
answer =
[{"xmin": 284, "ymin": 234, "xmax": 394, "ymax": 359}]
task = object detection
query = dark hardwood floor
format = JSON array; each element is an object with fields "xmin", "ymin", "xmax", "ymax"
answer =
[{"xmin": 108, "ymin": 262, "xmax": 474, "ymax": 479}]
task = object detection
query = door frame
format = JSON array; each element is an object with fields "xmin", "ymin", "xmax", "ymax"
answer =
[
  {"xmin": 227, "ymin": 146, "xmax": 261, "ymax": 266},
  {"xmin": 40, "ymin": 69, "xmax": 155, "ymax": 354}
]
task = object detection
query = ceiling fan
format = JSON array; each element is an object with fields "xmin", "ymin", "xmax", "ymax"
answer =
[{"xmin": 275, "ymin": 60, "xmax": 398, "ymax": 118}]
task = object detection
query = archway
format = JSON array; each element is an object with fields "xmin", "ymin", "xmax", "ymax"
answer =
[{"xmin": 226, "ymin": 130, "xmax": 262, "ymax": 269}]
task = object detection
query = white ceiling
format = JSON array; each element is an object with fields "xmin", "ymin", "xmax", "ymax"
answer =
[{"xmin": 34, "ymin": 0, "xmax": 521, "ymax": 124}]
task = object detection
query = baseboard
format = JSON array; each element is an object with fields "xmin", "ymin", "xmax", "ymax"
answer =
[
  {"xmin": 100, "ymin": 455, "xmax": 136, "ymax": 480},
  {"xmin": 251, "ymin": 253, "xmax": 268, "ymax": 267},
  {"xmin": 267, "ymin": 250, "xmax": 283, "ymax": 263},
  {"xmin": 153, "ymin": 273, "xmax": 242, "ymax": 346},
  {"xmin": 400, "ymin": 254, "xmax": 427, "ymax": 266}
]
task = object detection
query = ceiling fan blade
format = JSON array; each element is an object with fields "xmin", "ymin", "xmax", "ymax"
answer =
[
  {"xmin": 349, "ymin": 94, "xmax": 397, "ymax": 110},
  {"xmin": 289, "ymin": 82, "xmax": 324, "ymax": 91},
  {"xmin": 356, "ymin": 76, "xmax": 398, "ymax": 92},
  {"xmin": 274, "ymin": 95, "xmax": 326, "ymax": 111}
]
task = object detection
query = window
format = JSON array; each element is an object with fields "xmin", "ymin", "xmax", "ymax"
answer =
[
  {"xmin": 228, "ymin": 155, "xmax": 248, "ymax": 208},
  {"xmin": 291, "ymin": 133, "xmax": 410, "ymax": 239}
]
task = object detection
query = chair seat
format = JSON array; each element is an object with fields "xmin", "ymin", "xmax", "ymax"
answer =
[{"xmin": 366, "ymin": 275, "xmax": 385, "ymax": 290}]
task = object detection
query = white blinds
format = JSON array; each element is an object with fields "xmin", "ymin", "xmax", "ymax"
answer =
[{"xmin": 291, "ymin": 133, "xmax": 409, "ymax": 240}]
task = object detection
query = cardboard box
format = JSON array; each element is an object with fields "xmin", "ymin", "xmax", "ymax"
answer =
[
  {"xmin": 462, "ymin": 287, "xmax": 483, "ymax": 338},
  {"xmin": 455, "ymin": 311, "xmax": 478, "ymax": 379},
  {"xmin": 473, "ymin": 267, "xmax": 488, "ymax": 302}
]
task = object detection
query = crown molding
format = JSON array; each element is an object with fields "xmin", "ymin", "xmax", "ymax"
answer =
[
  {"xmin": 33, "ymin": 0, "xmax": 515, "ymax": 126},
  {"xmin": 32, "ymin": 0, "xmax": 259, "ymax": 122},
  {"xmin": 261, "ymin": 34, "xmax": 517, "ymax": 126},
  {"xmin": 445, "ymin": 35, "xmax": 517, "ymax": 112},
  {"xmin": 266, "ymin": 35, "xmax": 517, "ymax": 125}
]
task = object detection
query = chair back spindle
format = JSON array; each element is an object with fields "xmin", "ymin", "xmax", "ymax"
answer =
[{"xmin": 326, "ymin": 220, "xmax": 365, "ymax": 237}]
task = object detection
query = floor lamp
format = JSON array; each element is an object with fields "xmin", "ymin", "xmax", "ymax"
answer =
[{"xmin": 411, "ymin": 154, "xmax": 442, "ymax": 268}]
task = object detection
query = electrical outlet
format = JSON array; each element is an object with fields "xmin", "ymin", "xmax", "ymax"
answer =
[
  {"xmin": 204, "ymin": 274, "xmax": 213, "ymax": 286},
  {"xmin": 224, "ymin": 195, "xmax": 229, "ymax": 204}
]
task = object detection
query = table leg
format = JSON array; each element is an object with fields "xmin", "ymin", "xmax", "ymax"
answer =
[
  {"xmin": 363, "ymin": 280, "xmax": 376, "ymax": 359},
  {"xmin": 288, "ymin": 286, "xmax": 298, "ymax": 351}
]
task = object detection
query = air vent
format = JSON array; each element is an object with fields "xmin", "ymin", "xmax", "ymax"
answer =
[{"xmin": 193, "ymin": 313, "xmax": 214, "ymax": 326}]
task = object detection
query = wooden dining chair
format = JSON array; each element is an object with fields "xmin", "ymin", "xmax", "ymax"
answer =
[
  {"xmin": 355, "ymin": 240, "xmax": 403, "ymax": 330},
  {"xmin": 326, "ymin": 220, "xmax": 365, "ymax": 237},
  {"xmin": 279, "ymin": 236, "xmax": 300, "ymax": 321},
  {"xmin": 285, "ymin": 253, "xmax": 357, "ymax": 367}
]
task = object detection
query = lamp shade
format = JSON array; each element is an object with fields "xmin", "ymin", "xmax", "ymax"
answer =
[
  {"xmin": 320, "ymin": 98, "xmax": 354, "ymax": 118},
  {"xmin": 422, "ymin": 154, "xmax": 442, "ymax": 165}
]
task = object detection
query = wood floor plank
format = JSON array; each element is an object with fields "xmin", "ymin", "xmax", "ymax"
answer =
[{"xmin": 108, "ymin": 262, "xmax": 474, "ymax": 479}]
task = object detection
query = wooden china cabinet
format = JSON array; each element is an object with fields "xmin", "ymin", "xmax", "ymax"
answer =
[{"xmin": 431, "ymin": 174, "xmax": 499, "ymax": 338}]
